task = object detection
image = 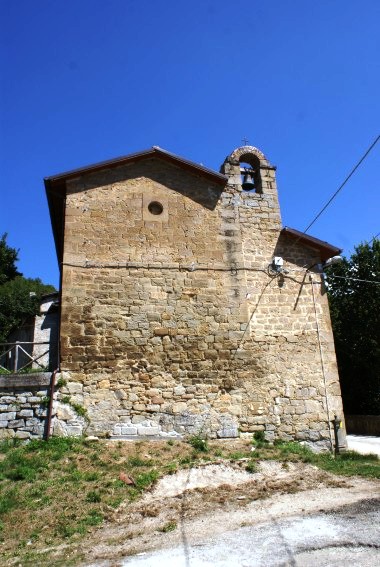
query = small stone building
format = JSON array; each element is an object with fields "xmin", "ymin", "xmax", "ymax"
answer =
[
  {"xmin": 1, "ymin": 292, "xmax": 59, "ymax": 373},
  {"xmin": 45, "ymin": 145, "xmax": 346, "ymax": 449}
]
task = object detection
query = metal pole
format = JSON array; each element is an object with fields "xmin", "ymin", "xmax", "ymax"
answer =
[{"xmin": 14, "ymin": 342, "xmax": 19, "ymax": 373}]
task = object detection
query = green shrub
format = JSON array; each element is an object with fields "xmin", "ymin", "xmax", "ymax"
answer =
[
  {"xmin": 252, "ymin": 431, "xmax": 268, "ymax": 448},
  {"xmin": 188, "ymin": 434, "xmax": 208, "ymax": 452}
]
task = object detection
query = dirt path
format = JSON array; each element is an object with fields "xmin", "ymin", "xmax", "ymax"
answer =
[{"xmin": 74, "ymin": 461, "xmax": 379, "ymax": 566}]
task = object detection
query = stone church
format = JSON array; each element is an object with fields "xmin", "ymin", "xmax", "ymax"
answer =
[{"xmin": 45, "ymin": 144, "xmax": 346, "ymax": 449}]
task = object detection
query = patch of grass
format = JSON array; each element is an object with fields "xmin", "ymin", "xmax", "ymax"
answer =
[
  {"xmin": 134, "ymin": 470, "xmax": 159, "ymax": 491},
  {"xmin": 0, "ymin": 487, "xmax": 19, "ymax": 514},
  {"xmin": 188, "ymin": 434, "xmax": 208, "ymax": 452},
  {"xmin": 229, "ymin": 451, "xmax": 248, "ymax": 461},
  {"xmin": 274, "ymin": 440, "xmax": 314, "ymax": 463},
  {"xmin": 86, "ymin": 491, "xmax": 101, "ymax": 503},
  {"xmin": 338, "ymin": 450, "xmax": 378, "ymax": 462},
  {"xmin": 128, "ymin": 455, "xmax": 154, "ymax": 467},
  {"xmin": 159, "ymin": 520, "xmax": 177, "ymax": 533},
  {"xmin": 0, "ymin": 436, "xmax": 378, "ymax": 567},
  {"xmin": 70, "ymin": 402, "xmax": 89, "ymax": 421},
  {"xmin": 83, "ymin": 471, "xmax": 100, "ymax": 482},
  {"xmin": 164, "ymin": 461, "xmax": 178, "ymax": 474},
  {"xmin": 0, "ymin": 438, "xmax": 22, "ymax": 453},
  {"xmin": 56, "ymin": 377, "xmax": 67, "ymax": 388},
  {"xmin": 179, "ymin": 455, "xmax": 193, "ymax": 465},
  {"xmin": 107, "ymin": 496, "xmax": 124, "ymax": 509},
  {"xmin": 316, "ymin": 451, "xmax": 380, "ymax": 478},
  {"xmin": 271, "ymin": 441, "xmax": 379, "ymax": 477},
  {"xmin": 245, "ymin": 460, "xmax": 257, "ymax": 473},
  {"xmin": 82, "ymin": 509, "xmax": 104, "ymax": 527},
  {"xmin": 40, "ymin": 395, "xmax": 50, "ymax": 408}
]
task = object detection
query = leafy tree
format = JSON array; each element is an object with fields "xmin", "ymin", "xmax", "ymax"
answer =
[
  {"xmin": 0, "ymin": 233, "xmax": 21, "ymax": 285},
  {"xmin": 326, "ymin": 238, "xmax": 380, "ymax": 415},
  {"xmin": 0, "ymin": 234, "xmax": 56, "ymax": 344}
]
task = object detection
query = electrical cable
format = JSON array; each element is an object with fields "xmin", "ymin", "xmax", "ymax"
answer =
[
  {"xmin": 302, "ymin": 134, "xmax": 380, "ymax": 235},
  {"xmin": 326, "ymin": 274, "xmax": 380, "ymax": 285},
  {"xmin": 368, "ymin": 232, "xmax": 380, "ymax": 244}
]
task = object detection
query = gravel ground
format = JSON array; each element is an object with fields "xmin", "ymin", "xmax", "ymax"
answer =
[{"xmin": 84, "ymin": 462, "xmax": 380, "ymax": 567}]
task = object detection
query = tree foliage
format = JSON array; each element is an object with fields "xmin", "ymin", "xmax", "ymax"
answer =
[
  {"xmin": 326, "ymin": 239, "xmax": 380, "ymax": 415},
  {"xmin": 0, "ymin": 234, "xmax": 56, "ymax": 344},
  {"xmin": 0, "ymin": 234, "xmax": 21, "ymax": 285}
]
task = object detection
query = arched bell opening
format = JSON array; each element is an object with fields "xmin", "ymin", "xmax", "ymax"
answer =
[{"xmin": 239, "ymin": 153, "xmax": 262, "ymax": 193}]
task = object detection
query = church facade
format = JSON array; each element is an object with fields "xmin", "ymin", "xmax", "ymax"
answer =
[{"xmin": 45, "ymin": 144, "xmax": 346, "ymax": 449}]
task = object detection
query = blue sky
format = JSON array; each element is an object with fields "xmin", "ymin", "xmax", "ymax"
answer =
[{"xmin": 1, "ymin": 0, "xmax": 379, "ymax": 288}]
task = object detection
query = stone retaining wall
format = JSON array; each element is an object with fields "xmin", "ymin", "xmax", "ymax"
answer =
[{"xmin": 0, "ymin": 374, "xmax": 51, "ymax": 440}]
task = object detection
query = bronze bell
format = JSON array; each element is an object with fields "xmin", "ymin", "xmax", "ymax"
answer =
[{"xmin": 242, "ymin": 173, "xmax": 255, "ymax": 191}]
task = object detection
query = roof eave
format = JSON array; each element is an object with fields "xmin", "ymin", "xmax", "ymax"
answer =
[
  {"xmin": 281, "ymin": 226, "xmax": 342, "ymax": 261},
  {"xmin": 44, "ymin": 147, "xmax": 228, "ymax": 187}
]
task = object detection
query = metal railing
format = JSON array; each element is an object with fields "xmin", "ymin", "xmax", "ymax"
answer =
[{"xmin": 0, "ymin": 341, "xmax": 50, "ymax": 374}]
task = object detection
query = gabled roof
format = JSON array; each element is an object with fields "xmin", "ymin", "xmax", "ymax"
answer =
[
  {"xmin": 44, "ymin": 146, "xmax": 227, "ymax": 186},
  {"xmin": 281, "ymin": 226, "xmax": 342, "ymax": 261},
  {"xmin": 45, "ymin": 147, "xmax": 228, "ymax": 264},
  {"xmin": 44, "ymin": 147, "xmax": 342, "ymax": 268}
]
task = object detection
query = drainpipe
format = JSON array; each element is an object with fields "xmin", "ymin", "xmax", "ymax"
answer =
[
  {"xmin": 310, "ymin": 274, "xmax": 334, "ymax": 452},
  {"xmin": 45, "ymin": 368, "xmax": 59, "ymax": 441}
]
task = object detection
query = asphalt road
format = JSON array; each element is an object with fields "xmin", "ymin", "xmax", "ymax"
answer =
[
  {"xmin": 121, "ymin": 498, "xmax": 380, "ymax": 567},
  {"xmin": 346, "ymin": 434, "xmax": 380, "ymax": 457}
]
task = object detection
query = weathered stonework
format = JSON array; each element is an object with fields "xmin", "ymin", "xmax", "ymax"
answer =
[
  {"xmin": 45, "ymin": 146, "xmax": 346, "ymax": 450},
  {"xmin": 0, "ymin": 374, "xmax": 50, "ymax": 439}
]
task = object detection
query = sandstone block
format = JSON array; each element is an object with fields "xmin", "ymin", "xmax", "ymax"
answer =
[
  {"xmin": 137, "ymin": 426, "xmax": 160, "ymax": 436},
  {"xmin": 66, "ymin": 425, "xmax": 83, "ymax": 436},
  {"xmin": 18, "ymin": 410, "xmax": 34, "ymax": 417},
  {"xmin": 97, "ymin": 380, "xmax": 111, "ymax": 389},
  {"xmin": 0, "ymin": 412, "xmax": 16, "ymax": 421},
  {"xmin": 121, "ymin": 426, "xmax": 138, "ymax": 435},
  {"xmin": 217, "ymin": 426, "xmax": 238, "ymax": 438},
  {"xmin": 8, "ymin": 419, "xmax": 25, "ymax": 428},
  {"xmin": 67, "ymin": 381, "xmax": 84, "ymax": 394},
  {"xmin": 172, "ymin": 402, "xmax": 187, "ymax": 414},
  {"xmin": 15, "ymin": 430, "xmax": 31, "ymax": 439}
]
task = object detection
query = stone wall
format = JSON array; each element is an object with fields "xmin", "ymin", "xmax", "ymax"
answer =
[
  {"xmin": 0, "ymin": 374, "xmax": 51, "ymax": 440},
  {"xmin": 55, "ymin": 149, "xmax": 345, "ymax": 449},
  {"xmin": 0, "ymin": 374, "xmax": 89, "ymax": 440}
]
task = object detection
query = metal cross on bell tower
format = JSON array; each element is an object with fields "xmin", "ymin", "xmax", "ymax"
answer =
[{"xmin": 242, "ymin": 137, "xmax": 250, "ymax": 146}]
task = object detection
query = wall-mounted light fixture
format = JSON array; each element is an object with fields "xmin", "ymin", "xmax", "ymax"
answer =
[
  {"xmin": 272, "ymin": 256, "xmax": 283, "ymax": 272},
  {"xmin": 323, "ymin": 255, "xmax": 343, "ymax": 268}
]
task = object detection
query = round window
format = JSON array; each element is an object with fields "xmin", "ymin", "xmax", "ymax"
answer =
[{"xmin": 148, "ymin": 201, "xmax": 164, "ymax": 215}]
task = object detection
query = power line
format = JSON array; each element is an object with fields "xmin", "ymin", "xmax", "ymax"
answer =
[
  {"xmin": 368, "ymin": 231, "xmax": 380, "ymax": 244},
  {"xmin": 327, "ymin": 274, "xmax": 380, "ymax": 285},
  {"xmin": 303, "ymin": 134, "xmax": 380, "ymax": 235}
]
